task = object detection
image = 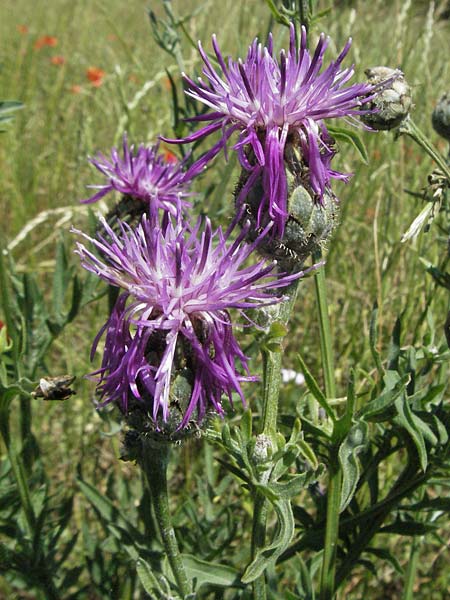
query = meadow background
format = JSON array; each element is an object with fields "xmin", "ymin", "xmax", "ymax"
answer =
[{"xmin": 0, "ymin": 0, "xmax": 449, "ymax": 597}]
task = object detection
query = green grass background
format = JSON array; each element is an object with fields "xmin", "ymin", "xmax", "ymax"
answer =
[{"xmin": 1, "ymin": 0, "xmax": 449, "ymax": 597}]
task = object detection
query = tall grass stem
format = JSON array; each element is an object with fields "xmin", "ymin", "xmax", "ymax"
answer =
[{"xmin": 313, "ymin": 250, "xmax": 341, "ymax": 600}]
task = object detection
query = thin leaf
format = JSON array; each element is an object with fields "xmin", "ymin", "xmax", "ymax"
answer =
[
  {"xmin": 296, "ymin": 353, "xmax": 335, "ymax": 421},
  {"xmin": 182, "ymin": 554, "xmax": 242, "ymax": 589},
  {"xmin": 369, "ymin": 303, "xmax": 384, "ymax": 377},
  {"xmin": 327, "ymin": 124, "xmax": 369, "ymax": 164},
  {"xmin": 393, "ymin": 395, "xmax": 428, "ymax": 471},
  {"xmin": 136, "ymin": 558, "xmax": 166, "ymax": 597},
  {"xmin": 338, "ymin": 421, "xmax": 368, "ymax": 511},
  {"xmin": 242, "ymin": 498, "xmax": 294, "ymax": 583}
]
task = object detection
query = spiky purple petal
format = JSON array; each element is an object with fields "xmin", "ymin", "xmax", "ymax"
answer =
[
  {"xmin": 82, "ymin": 135, "xmax": 202, "ymax": 220},
  {"xmin": 73, "ymin": 215, "xmax": 308, "ymax": 428},
  {"xmin": 163, "ymin": 24, "xmax": 376, "ymax": 236}
]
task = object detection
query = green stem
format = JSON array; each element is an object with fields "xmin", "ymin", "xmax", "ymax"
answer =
[
  {"xmin": 280, "ymin": 465, "xmax": 427, "ymax": 563},
  {"xmin": 313, "ymin": 253, "xmax": 336, "ymax": 400},
  {"xmin": 0, "ymin": 410, "xmax": 59, "ymax": 600},
  {"xmin": 0, "ymin": 244, "xmax": 19, "ymax": 375},
  {"xmin": 313, "ymin": 251, "xmax": 340, "ymax": 600},
  {"xmin": 335, "ymin": 463, "xmax": 421, "ymax": 589},
  {"xmin": 260, "ymin": 282, "xmax": 301, "ymax": 436},
  {"xmin": 1, "ymin": 423, "xmax": 36, "ymax": 533},
  {"xmin": 260, "ymin": 345, "xmax": 283, "ymax": 438},
  {"xmin": 319, "ymin": 454, "xmax": 341, "ymax": 600},
  {"xmin": 402, "ymin": 536, "xmax": 421, "ymax": 600},
  {"xmin": 140, "ymin": 440, "xmax": 191, "ymax": 599},
  {"xmin": 398, "ymin": 116, "xmax": 450, "ymax": 181},
  {"xmin": 251, "ymin": 281, "xmax": 300, "ymax": 600}
]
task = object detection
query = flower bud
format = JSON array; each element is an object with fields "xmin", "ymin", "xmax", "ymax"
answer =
[
  {"xmin": 362, "ymin": 67, "xmax": 412, "ymax": 130},
  {"xmin": 239, "ymin": 167, "xmax": 339, "ymax": 271},
  {"xmin": 125, "ymin": 366, "xmax": 202, "ymax": 443},
  {"xmin": 252, "ymin": 434, "xmax": 273, "ymax": 465},
  {"xmin": 432, "ymin": 92, "xmax": 450, "ymax": 142}
]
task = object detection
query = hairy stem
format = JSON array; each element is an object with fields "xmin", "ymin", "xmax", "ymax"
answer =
[
  {"xmin": 141, "ymin": 440, "xmax": 191, "ymax": 598},
  {"xmin": 252, "ymin": 281, "xmax": 300, "ymax": 600}
]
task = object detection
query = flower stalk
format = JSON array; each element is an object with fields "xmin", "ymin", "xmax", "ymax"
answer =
[
  {"xmin": 140, "ymin": 439, "xmax": 191, "ymax": 598},
  {"xmin": 398, "ymin": 116, "xmax": 450, "ymax": 181},
  {"xmin": 251, "ymin": 280, "xmax": 301, "ymax": 600}
]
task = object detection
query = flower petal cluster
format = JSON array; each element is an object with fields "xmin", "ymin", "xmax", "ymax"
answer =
[
  {"xmin": 73, "ymin": 215, "xmax": 302, "ymax": 429},
  {"xmin": 83, "ymin": 136, "xmax": 200, "ymax": 219},
  {"xmin": 165, "ymin": 25, "xmax": 375, "ymax": 236}
]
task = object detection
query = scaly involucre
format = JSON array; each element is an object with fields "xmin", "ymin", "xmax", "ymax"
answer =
[
  {"xmin": 73, "ymin": 215, "xmax": 303, "ymax": 429},
  {"xmin": 165, "ymin": 24, "xmax": 375, "ymax": 236},
  {"xmin": 83, "ymin": 135, "xmax": 202, "ymax": 220}
]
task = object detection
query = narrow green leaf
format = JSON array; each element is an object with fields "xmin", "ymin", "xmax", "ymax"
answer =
[
  {"xmin": 264, "ymin": 0, "xmax": 290, "ymax": 25},
  {"xmin": 182, "ymin": 554, "xmax": 242, "ymax": 589},
  {"xmin": 387, "ymin": 317, "xmax": 401, "ymax": 370},
  {"xmin": 403, "ymin": 497, "xmax": 450, "ymax": 512},
  {"xmin": 0, "ymin": 101, "xmax": 23, "ymax": 113},
  {"xmin": 52, "ymin": 239, "xmax": 69, "ymax": 321},
  {"xmin": 369, "ymin": 303, "xmax": 384, "ymax": 377},
  {"xmin": 333, "ymin": 370, "xmax": 356, "ymax": 442},
  {"xmin": 393, "ymin": 395, "xmax": 428, "ymax": 471},
  {"xmin": 358, "ymin": 375, "xmax": 408, "ymax": 421},
  {"xmin": 327, "ymin": 124, "xmax": 369, "ymax": 164},
  {"xmin": 77, "ymin": 479, "xmax": 150, "ymax": 561},
  {"xmin": 60, "ymin": 566, "xmax": 84, "ymax": 591},
  {"xmin": 267, "ymin": 472, "xmax": 313, "ymax": 500},
  {"xmin": 338, "ymin": 421, "xmax": 368, "ymax": 511},
  {"xmin": 291, "ymin": 555, "xmax": 316, "ymax": 600},
  {"xmin": 242, "ymin": 498, "xmax": 294, "ymax": 583},
  {"xmin": 379, "ymin": 520, "xmax": 437, "ymax": 536},
  {"xmin": 240, "ymin": 408, "xmax": 252, "ymax": 443},
  {"xmin": 0, "ymin": 101, "xmax": 23, "ymax": 131},
  {"xmin": 136, "ymin": 558, "xmax": 166, "ymax": 597},
  {"xmin": 296, "ymin": 353, "xmax": 335, "ymax": 422},
  {"xmin": 365, "ymin": 547, "xmax": 403, "ymax": 575},
  {"xmin": 215, "ymin": 458, "xmax": 251, "ymax": 486},
  {"xmin": 297, "ymin": 437, "xmax": 319, "ymax": 470}
]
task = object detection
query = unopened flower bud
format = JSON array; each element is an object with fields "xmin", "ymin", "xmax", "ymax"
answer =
[
  {"xmin": 246, "ymin": 303, "xmax": 282, "ymax": 332},
  {"xmin": 252, "ymin": 434, "xmax": 273, "ymax": 465},
  {"xmin": 362, "ymin": 67, "xmax": 412, "ymax": 130},
  {"xmin": 126, "ymin": 367, "xmax": 202, "ymax": 443},
  {"xmin": 120, "ymin": 429, "xmax": 141, "ymax": 462},
  {"xmin": 432, "ymin": 92, "xmax": 450, "ymax": 142},
  {"xmin": 238, "ymin": 155, "xmax": 339, "ymax": 271}
]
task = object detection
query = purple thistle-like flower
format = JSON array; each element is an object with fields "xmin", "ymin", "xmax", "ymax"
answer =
[
  {"xmin": 73, "ymin": 214, "xmax": 305, "ymax": 430},
  {"xmin": 163, "ymin": 24, "xmax": 376, "ymax": 236},
  {"xmin": 83, "ymin": 135, "xmax": 202, "ymax": 220}
]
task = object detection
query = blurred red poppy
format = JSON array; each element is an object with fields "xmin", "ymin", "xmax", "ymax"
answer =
[
  {"xmin": 51, "ymin": 55, "xmax": 65, "ymax": 66},
  {"xmin": 34, "ymin": 35, "xmax": 58, "ymax": 50},
  {"xmin": 86, "ymin": 67, "xmax": 106, "ymax": 87}
]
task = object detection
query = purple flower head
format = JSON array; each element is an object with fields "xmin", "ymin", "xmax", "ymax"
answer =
[
  {"xmin": 82, "ymin": 135, "xmax": 202, "ymax": 221},
  {"xmin": 163, "ymin": 24, "xmax": 376, "ymax": 236},
  {"xmin": 73, "ymin": 214, "xmax": 305, "ymax": 431}
]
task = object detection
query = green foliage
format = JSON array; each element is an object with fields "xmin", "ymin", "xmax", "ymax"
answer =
[{"xmin": 0, "ymin": 100, "xmax": 23, "ymax": 132}]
